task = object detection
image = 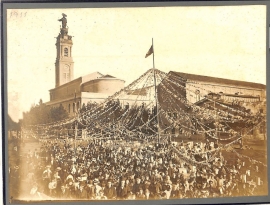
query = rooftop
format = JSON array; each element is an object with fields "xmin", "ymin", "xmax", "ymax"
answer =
[{"xmin": 169, "ymin": 71, "xmax": 266, "ymax": 89}]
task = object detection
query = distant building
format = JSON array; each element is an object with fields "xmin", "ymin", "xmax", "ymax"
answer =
[
  {"xmin": 46, "ymin": 17, "xmax": 125, "ymax": 115},
  {"xmin": 167, "ymin": 71, "xmax": 266, "ymax": 140},
  {"xmin": 168, "ymin": 71, "xmax": 266, "ymax": 111}
]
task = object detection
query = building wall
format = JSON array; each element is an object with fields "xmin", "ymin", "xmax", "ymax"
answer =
[
  {"xmin": 81, "ymin": 92, "xmax": 152, "ymax": 109},
  {"xmin": 81, "ymin": 92, "xmax": 110, "ymax": 105},
  {"xmin": 184, "ymin": 79, "xmax": 266, "ymax": 140},
  {"xmin": 50, "ymin": 78, "xmax": 82, "ymax": 101},
  {"xmin": 186, "ymin": 80, "xmax": 265, "ymax": 104},
  {"xmin": 47, "ymin": 78, "xmax": 125, "ymax": 117},
  {"xmin": 81, "ymin": 78, "xmax": 125, "ymax": 94},
  {"xmin": 46, "ymin": 96, "xmax": 81, "ymax": 117}
]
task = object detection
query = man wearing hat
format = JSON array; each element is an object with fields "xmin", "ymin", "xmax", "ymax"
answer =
[
  {"xmin": 42, "ymin": 165, "xmax": 52, "ymax": 195},
  {"xmin": 93, "ymin": 178, "xmax": 102, "ymax": 198},
  {"xmin": 117, "ymin": 179, "xmax": 127, "ymax": 199},
  {"xmin": 171, "ymin": 172, "xmax": 178, "ymax": 185},
  {"xmin": 136, "ymin": 187, "xmax": 145, "ymax": 199},
  {"xmin": 100, "ymin": 180, "xmax": 106, "ymax": 192},
  {"xmin": 54, "ymin": 167, "xmax": 62, "ymax": 197},
  {"xmin": 104, "ymin": 180, "xmax": 116, "ymax": 199},
  {"xmin": 133, "ymin": 177, "xmax": 142, "ymax": 194},
  {"xmin": 154, "ymin": 168, "xmax": 163, "ymax": 182},
  {"xmin": 124, "ymin": 179, "xmax": 132, "ymax": 193}
]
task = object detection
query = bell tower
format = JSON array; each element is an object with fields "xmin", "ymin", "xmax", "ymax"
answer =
[{"xmin": 55, "ymin": 14, "xmax": 74, "ymax": 87}]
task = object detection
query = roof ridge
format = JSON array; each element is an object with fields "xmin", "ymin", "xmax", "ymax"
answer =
[{"xmin": 170, "ymin": 71, "xmax": 266, "ymax": 89}]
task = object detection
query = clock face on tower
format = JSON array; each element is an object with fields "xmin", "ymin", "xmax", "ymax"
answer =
[{"xmin": 64, "ymin": 64, "xmax": 69, "ymax": 71}]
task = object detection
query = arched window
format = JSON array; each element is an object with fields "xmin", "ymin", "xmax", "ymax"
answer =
[
  {"xmin": 64, "ymin": 48, "xmax": 68, "ymax": 57},
  {"xmin": 77, "ymin": 102, "xmax": 80, "ymax": 110},
  {"xmin": 73, "ymin": 103, "xmax": 75, "ymax": 112},
  {"xmin": 68, "ymin": 104, "xmax": 70, "ymax": 113}
]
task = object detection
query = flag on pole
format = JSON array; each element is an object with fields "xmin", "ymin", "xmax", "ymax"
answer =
[{"xmin": 145, "ymin": 45, "xmax": 153, "ymax": 58}]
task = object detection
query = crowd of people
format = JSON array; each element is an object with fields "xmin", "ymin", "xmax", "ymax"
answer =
[{"xmin": 9, "ymin": 135, "xmax": 267, "ymax": 201}]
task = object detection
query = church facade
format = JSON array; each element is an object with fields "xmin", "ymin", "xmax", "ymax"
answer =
[{"xmin": 46, "ymin": 16, "xmax": 125, "ymax": 116}]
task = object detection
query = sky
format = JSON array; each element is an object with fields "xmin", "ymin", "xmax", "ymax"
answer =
[{"xmin": 7, "ymin": 5, "xmax": 266, "ymax": 122}]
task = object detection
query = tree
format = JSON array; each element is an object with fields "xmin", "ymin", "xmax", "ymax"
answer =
[
  {"xmin": 50, "ymin": 104, "xmax": 69, "ymax": 122},
  {"xmin": 21, "ymin": 100, "xmax": 69, "ymax": 126}
]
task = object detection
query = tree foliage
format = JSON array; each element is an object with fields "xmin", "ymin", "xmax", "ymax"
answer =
[{"xmin": 22, "ymin": 99, "xmax": 69, "ymax": 126}]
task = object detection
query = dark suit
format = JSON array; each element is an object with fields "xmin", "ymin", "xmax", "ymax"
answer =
[
  {"xmin": 132, "ymin": 183, "xmax": 142, "ymax": 194},
  {"xmin": 168, "ymin": 167, "xmax": 174, "ymax": 178},
  {"xmin": 117, "ymin": 186, "xmax": 127, "ymax": 199},
  {"xmin": 86, "ymin": 185, "xmax": 95, "ymax": 199},
  {"xmin": 104, "ymin": 186, "xmax": 116, "ymax": 199}
]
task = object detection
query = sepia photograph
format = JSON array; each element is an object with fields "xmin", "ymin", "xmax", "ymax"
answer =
[{"xmin": 5, "ymin": 4, "xmax": 267, "ymax": 203}]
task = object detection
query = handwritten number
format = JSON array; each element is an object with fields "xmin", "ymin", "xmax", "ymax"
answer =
[{"xmin": 10, "ymin": 11, "xmax": 27, "ymax": 18}]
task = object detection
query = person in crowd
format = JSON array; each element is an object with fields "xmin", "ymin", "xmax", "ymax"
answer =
[
  {"xmin": 133, "ymin": 177, "xmax": 142, "ymax": 194},
  {"xmin": 136, "ymin": 188, "xmax": 145, "ymax": 199},
  {"xmin": 96, "ymin": 190, "xmax": 107, "ymax": 200},
  {"xmin": 117, "ymin": 179, "xmax": 127, "ymax": 199},
  {"xmin": 17, "ymin": 134, "xmax": 266, "ymax": 201},
  {"xmin": 77, "ymin": 185, "xmax": 88, "ymax": 199},
  {"xmin": 93, "ymin": 178, "xmax": 102, "ymax": 197},
  {"xmin": 104, "ymin": 181, "xmax": 116, "ymax": 199},
  {"xmin": 42, "ymin": 165, "xmax": 52, "ymax": 195}
]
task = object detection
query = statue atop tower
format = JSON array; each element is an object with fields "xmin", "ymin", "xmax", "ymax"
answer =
[
  {"xmin": 58, "ymin": 13, "xmax": 67, "ymax": 28},
  {"xmin": 55, "ymin": 13, "xmax": 74, "ymax": 87},
  {"xmin": 58, "ymin": 13, "xmax": 69, "ymax": 37}
]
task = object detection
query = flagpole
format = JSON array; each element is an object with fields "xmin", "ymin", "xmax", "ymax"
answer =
[
  {"xmin": 74, "ymin": 90, "xmax": 77, "ymax": 156},
  {"xmin": 152, "ymin": 38, "xmax": 160, "ymax": 145}
]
